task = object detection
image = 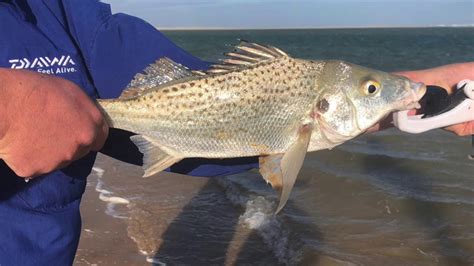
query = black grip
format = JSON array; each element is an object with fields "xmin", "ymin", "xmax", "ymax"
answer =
[
  {"xmin": 421, "ymin": 85, "xmax": 468, "ymax": 118},
  {"xmin": 421, "ymin": 86, "xmax": 473, "ymax": 161}
]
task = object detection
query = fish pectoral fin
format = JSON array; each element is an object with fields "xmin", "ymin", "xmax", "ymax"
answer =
[
  {"xmin": 120, "ymin": 57, "xmax": 197, "ymax": 99},
  {"xmin": 130, "ymin": 135, "xmax": 182, "ymax": 177},
  {"xmin": 277, "ymin": 123, "xmax": 313, "ymax": 214}
]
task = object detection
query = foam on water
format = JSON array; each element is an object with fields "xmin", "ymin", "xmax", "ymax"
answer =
[
  {"xmin": 217, "ymin": 176, "xmax": 303, "ymax": 265},
  {"xmin": 92, "ymin": 167, "xmax": 130, "ymax": 219},
  {"xmin": 240, "ymin": 197, "xmax": 303, "ymax": 265},
  {"xmin": 145, "ymin": 256, "xmax": 166, "ymax": 265}
]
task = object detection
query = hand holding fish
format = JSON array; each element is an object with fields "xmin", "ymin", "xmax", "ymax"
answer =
[{"xmin": 0, "ymin": 68, "xmax": 109, "ymax": 178}]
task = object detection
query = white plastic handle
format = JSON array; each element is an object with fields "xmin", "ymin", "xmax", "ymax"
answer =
[
  {"xmin": 393, "ymin": 100, "xmax": 474, "ymax": 134},
  {"xmin": 458, "ymin": 79, "xmax": 474, "ymax": 99},
  {"xmin": 393, "ymin": 80, "xmax": 474, "ymax": 134}
]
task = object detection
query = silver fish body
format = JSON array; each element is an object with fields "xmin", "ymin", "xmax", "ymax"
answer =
[
  {"xmin": 101, "ymin": 57, "xmax": 322, "ymax": 157},
  {"xmin": 98, "ymin": 41, "xmax": 425, "ymax": 212}
]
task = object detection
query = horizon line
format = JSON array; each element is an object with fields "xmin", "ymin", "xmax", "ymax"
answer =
[{"xmin": 158, "ymin": 25, "xmax": 474, "ymax": 31}]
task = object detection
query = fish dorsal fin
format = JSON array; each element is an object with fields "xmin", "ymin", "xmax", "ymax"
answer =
[
  {"xmin": 207, "ymin": 40, "xmax": 289, "ymax": 74},
  {"xmin": 120, "ymin": 57, "xmax": 196, "ymax": 99}
]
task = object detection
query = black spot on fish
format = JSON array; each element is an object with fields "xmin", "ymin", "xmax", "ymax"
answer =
[{"xmin": 317, "ymin": 98, "xmax": 330, "ymax": 113}]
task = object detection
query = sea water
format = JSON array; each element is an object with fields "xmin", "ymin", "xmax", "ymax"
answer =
[{"xmin": 92, "ymin": 28, "xmax": 474, "ymax": 265}]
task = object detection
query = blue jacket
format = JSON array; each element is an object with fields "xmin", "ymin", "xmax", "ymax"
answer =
[{"xmin": 0, "ymin": 0, "xmax": 257, "ymax": 265}]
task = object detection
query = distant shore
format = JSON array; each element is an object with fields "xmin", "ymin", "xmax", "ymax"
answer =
[{"xmin": 158, "ymin": 25, "xmax": 474, "ymax": 31}]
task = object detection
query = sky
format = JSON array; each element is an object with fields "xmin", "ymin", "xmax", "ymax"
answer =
[{"xmin": 103, "ymin": 0, "xmax": 474, "ymax": 29}]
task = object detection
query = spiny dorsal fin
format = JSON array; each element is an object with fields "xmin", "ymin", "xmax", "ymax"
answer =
[
  {"xmin": 120, "ymin": 57, "xmax": 196, "ymax": 99},
  {"xmin": 207, "ymin": 40, "xmax": 289, "ymax": 74}
]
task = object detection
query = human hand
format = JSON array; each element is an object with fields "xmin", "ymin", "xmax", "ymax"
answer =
[
  {"xmin": 396, "ymin": 63, "xmax": 474, "ymax": 136},
  {"xmin": 0, "ymin": 69, "xmax": 109, "ymax": 178},
  {"xmin": 368, "ymin": 63, "xmax": 474, "ymax": 136}
]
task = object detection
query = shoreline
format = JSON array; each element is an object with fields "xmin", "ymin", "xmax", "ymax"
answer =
[{"xmin": 75, "ymin": 167, "xmax": 145, "ymax": 266}]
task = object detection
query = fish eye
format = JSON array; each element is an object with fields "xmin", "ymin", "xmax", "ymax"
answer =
[{"xmin": 362, "ymin": 80, "xmax": 381, "ymax": 95}]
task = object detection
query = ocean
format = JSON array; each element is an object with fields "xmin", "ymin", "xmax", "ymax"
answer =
[{"xmin": 91, "ymin": 28, "xmax": 474, "ymax": 265}]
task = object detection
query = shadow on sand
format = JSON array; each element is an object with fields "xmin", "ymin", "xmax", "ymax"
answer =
[
  {"xmin": 148, "ymin": 177, "xmax": 323, "ymax": 265},
  {"xmin": 359, "ymin": 137, "xmax": 473, "ymax": 265}
]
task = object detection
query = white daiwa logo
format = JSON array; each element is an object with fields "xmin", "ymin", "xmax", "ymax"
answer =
[{"xmin": 9, "ymin": 55, "xmax": 77, "ymax": 75}]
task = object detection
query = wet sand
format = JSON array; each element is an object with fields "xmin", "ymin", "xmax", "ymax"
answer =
[
  {"xmin": 74, "ymin": 155, "xmax": 276, "ymax": 265},
  {"xmin": 75, "ymin": 163, "xmax": 145, "ymax": 266}
]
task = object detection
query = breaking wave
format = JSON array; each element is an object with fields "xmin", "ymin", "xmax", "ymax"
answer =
[
  {"xmin": 92, "ymin": 167, "xmax": 130, "ymax": 219},
  {"xmin": 216, "ymin": 174, "xmax": 303, "ymax": 265}
]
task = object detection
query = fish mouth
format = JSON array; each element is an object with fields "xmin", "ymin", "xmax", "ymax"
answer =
[{"xmin": 399, "ymin": 82, "xmax": 427, "ymax": 110}]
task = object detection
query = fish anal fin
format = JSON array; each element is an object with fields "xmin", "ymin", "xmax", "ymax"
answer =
[
  {"xmin": 130, "ymin": 135, "xmax": 182, "ymax": 177},
  {"xmin": 120, "ymin": 57, "xmax": 196, "ymax": 99}
]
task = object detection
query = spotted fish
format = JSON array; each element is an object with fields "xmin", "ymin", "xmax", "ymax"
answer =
[{"xmin": 97, "ymin": 41, "xmax": 426, "ymax": 213}]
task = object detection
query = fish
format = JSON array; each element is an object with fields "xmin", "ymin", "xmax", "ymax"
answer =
[{"xmin": 97, "ymin": 41, "xmax": 426, "ymax": 213}]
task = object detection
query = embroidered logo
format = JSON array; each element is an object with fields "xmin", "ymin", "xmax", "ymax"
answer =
[{"xmin": 8, "ymin": 55, "xmax": 77, "ymax": 74}]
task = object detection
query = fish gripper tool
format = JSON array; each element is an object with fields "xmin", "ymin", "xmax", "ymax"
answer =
[{"xmin": 393, "ymin": 80, "xmax": 474, "ymax": 160}]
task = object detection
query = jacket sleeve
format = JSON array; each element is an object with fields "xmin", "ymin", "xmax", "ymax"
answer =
[
  {"xmin": 61, "ymin": 0, "xmax": 208, "ymax": 98},
  {"xmin": 62, "ymin": 0, "xmax": 258, "ymax": 176}
]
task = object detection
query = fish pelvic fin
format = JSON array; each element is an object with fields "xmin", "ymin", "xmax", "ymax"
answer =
[
  {"xmin": 259, "ymin": 154, "xmax": 284, "ymax": 191},
  {"xmin": 207, "ymin": 40, "xmax": 290, "ymax": 74},
  {"xmin": 260, "ymin": 122, "xmax": 313, "ymax": 214},
  {"xmin": 120, "ymin": 57, "xmax": 197, "ymax": 99},
  {"xmin": 130, "ymin": 135, "xmax": 182, "ymax": 177}
]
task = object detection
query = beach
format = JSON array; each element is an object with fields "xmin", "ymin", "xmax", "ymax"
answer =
[
  {"xmin": 75, "ymin": 155, "xmax": 145, "ymax": 266},
  {"xmin": 76, "ymin": 155, "xmax": 281, "ymax": 265}
]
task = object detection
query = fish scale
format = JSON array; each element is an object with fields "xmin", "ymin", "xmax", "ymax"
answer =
[{"xmin": 97, "ymin": 41, "xmax": 426, "ymax": 212}]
